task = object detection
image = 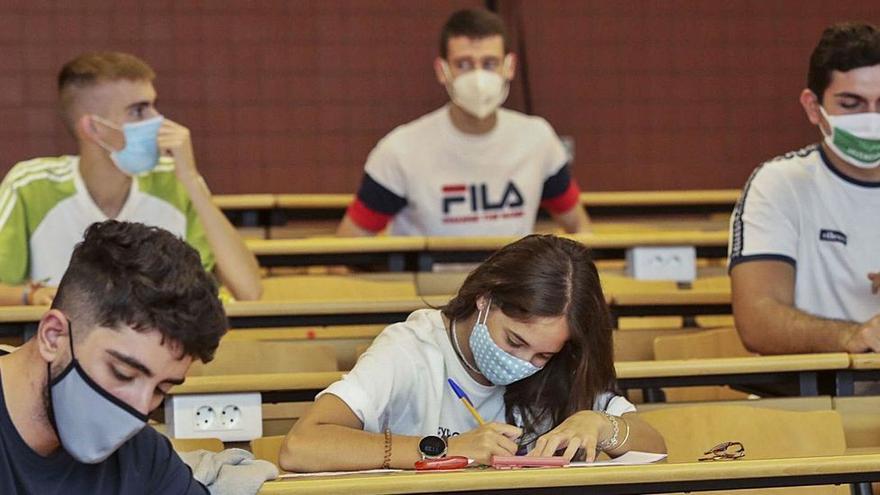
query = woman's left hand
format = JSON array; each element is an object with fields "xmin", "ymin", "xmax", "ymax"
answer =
[{"xmin": 526, "ymin": 410, "xmax": 612, "ymax": 462}]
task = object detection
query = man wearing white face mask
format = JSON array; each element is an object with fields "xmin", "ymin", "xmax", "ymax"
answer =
[
  {"xmin": 729, "ymin": 22, "xmax": 880, "ymax": 356},
  {"xmin": 337, "ymin": 9, "xmax": 590, "ymax": 237},
  {"xmin": 0, "ymin": 52, "xmax": 262, "ymax": 306}
]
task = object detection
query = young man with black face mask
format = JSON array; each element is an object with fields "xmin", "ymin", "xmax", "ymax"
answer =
[
  {"xmin": 0, "ymin": 51, "xmax": 262, "ymax": 307},
  {"xmin": 729, "ymin": 22, "xmax": 880, "ymax": 356},
  {"xmin": 0, "ymin": 220, "xmax": 227, "ymax": 494},
  {"xmin": 336, "ymin": 8, "xmax": 590, "ymax": 237}
]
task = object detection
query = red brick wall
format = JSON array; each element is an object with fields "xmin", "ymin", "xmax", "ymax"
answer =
[{"xmin": 0, "ymin": 1, "xmax": 878, "ymax": 193}]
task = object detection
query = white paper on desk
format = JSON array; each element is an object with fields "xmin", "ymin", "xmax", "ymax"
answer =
[
  {"xmin": 278, "ymin": 468, "xmax": 403, "ymax": 478},
  {"xmin": 567, "ymin": 451, "xmax": 667, "ymax": 467}
]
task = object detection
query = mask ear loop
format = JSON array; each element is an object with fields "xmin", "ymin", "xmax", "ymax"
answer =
[
  {"xmin": 65, "ymin": 318, "xmax": 76, "ymax": 360},
  {"xmin": 478, "ymin": 298, "xmax": 492, "ymax": 326},
  {"xmin": 89, "ymin": 115, "xmax": 123, "ymax": 155}
]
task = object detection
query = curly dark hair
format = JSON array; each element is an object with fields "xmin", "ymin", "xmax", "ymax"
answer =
[
  {"xmin": 52, "ymin": 220, "xmax": 227, "ymax": 363},
  {"xmin": 808, "ymin": 22, "xmax": 880, "ymax": 102}
]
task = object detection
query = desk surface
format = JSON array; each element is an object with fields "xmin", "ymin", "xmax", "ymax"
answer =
[
  {"xmin": 616, "ymin": 353, "xmax": 850, "ymax": 379},
  {"xmin": 247, "ymin": 236, "xmax": 426, "ymax": 255},
  {"xmin": 848, "ymin": 354, "xmax": 880, "ymax": 370},
  {"xmin": 258, "ymin": 453, "xmax": 880, "ymax": 495},
  {"xmin": 424, "ymin": 231, "xmax": 729, "ymax": 251},
  {"xmin": 168, "ymin": 354, "xmax": 849, "ymax": 396},
  {"xmin": 213, "ymin": 194, "xmax": 276, "ymax": 210},
  {"xmin": 262, "ymin": 189, "xmax": 742, "ymax": 211},
  {"xmin": 224, "ymin": 296, "xmax": 451, "ymax": 318}
]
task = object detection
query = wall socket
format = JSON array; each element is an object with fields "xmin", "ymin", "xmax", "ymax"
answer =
[
  {"xmin": 625, "ymin": 246, "xmax": 697, "ymax": 282},
  {"xmin": 165, "ymin": 392, "xmax": 262, "ymax": 442}
]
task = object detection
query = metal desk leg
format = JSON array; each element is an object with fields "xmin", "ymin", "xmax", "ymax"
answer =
[
  {"xmin": 388, "ymin": 254, "xmax": 405, "ymax": 272},
  {"xmin": 851, "ymin": 481, "xmax": 872, "ymax": 495},
  {"xmin": 417, "ymin": 253, "xmax": 435, "ymax": 272},
  {"xmin": 798, "ymin": 371, "xmax": 819, "ymax": 396},
  {"xmin": 642, "ymin": 388, "xmax": 666, "ymax": 403},
  {"xmin": 837, "ymin": 370, "xmax": 856, "ymax": 397}
]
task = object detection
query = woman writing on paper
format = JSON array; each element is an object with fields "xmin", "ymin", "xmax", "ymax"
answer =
[{"xmin": 280, "ymin": 235, "xmax": 666, "ymax": 472}]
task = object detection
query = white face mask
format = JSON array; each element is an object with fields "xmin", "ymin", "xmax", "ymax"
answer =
[
  {"xmin": 818, "ymin": 106, "xmax": 880, "ymax": 169},
  {"xmin": 442, "ymin": 57, "xmax": 511, "ymax": 119}
]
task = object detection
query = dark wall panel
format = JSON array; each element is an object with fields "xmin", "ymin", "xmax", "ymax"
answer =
[{"xmin": 0, "ymin": 1, "xmax": 878, "ymax": 193}]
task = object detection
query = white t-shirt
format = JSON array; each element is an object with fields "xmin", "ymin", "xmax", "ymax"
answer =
[
  {"xmin": 320, "ymin": 309, "xmax": 636, "ymax": 444},
  {"xmin": 347, "ymin": 106, "xmax": 578, "ymax": 236},
  {"xmin": 0, "ymin": 156, "xmax": 214, "ymax": 286},
  {"xmin": 729, "ymin": 144, "xmax": 880, "ymax": 322}
]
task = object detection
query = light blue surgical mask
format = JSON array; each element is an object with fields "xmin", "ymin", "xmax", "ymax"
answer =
[
  {"xmin": 468, "ymin": 300, "xmax": 543, "ymax": 386},
  {"xmin": 92, "ymin": 115, "xmax": 165, "ymax": 175},
  {"xmin": 48, "ymin": 319, "xmax": 148, "ymax": 463}
]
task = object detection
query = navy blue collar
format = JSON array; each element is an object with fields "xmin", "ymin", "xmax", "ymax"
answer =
[{"xmin": 818, "ymin": 145, "xmax": 880, "ymax": 188}]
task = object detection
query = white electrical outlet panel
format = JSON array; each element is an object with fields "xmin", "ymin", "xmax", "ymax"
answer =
[
  {"xmin": 165, "ymin": 392, "xmax": 262, "ymax": 442},
  {"xmin": 625, "ymin": 246, "xmax": 697, "ymax": 282}
]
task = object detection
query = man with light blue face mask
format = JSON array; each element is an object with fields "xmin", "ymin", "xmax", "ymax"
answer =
[
  {"xmin": 729, "ymin": 22, "xmax": 880, "ymax": 360},
  {"xmin": 0, "ymin": 220, "xmax": 227, "ymax": 494},
  {"xmin": 0, "ymin": 52, "xmax": 262, "ymax": 306}
]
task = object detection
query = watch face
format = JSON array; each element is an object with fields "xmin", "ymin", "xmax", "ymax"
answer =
[{"xmin": 419, "ymin": 435, "xmax": 446, "ymax": 457}]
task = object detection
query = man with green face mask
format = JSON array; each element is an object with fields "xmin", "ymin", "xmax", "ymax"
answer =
[{"xmin": 729, "ymin": 22, "xmax": 880, "ymax": 360}]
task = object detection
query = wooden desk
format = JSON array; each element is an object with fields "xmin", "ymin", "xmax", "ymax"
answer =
[
  {"xmin": 419, "ymin": 231, "xmax": 729, "ymax": 270},
  {"xmin": 616, "ymin": 354, "xmax": 849, "ymax": 398},
  {"xmin": 218, "ymin": 190, "xmax": 741, "ymax": 230},
  {"xmin": 166, "ymin": 354, "xmax": 849, "ymax": 405},
  {"xmin": 258, "ymin": 453, "xmax": 880, "ymax": 495},
  {"xmin": 246, "ymin": 237, "xmax": 426, "ymax": 271},
  {"xmin": 214, "ymin": 194, "xmax": 278, "ymax": 228},
  {"xmin": 224, "ymin": 296, "xmax": 450, "ymax": 329}
]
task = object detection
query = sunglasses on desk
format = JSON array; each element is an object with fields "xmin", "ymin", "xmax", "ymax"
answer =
[{"xmin": 698, "ymin": 441, "xmax": 745, "ymax": 461}]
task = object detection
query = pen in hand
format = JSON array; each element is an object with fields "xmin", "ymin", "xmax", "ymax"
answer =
[{"xmin": 448, "ymin": 378, "xmax": 485, "ymax": 426}]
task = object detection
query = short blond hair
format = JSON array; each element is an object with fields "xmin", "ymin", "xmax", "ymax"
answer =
[{"xmin": 57, "ymin": 52, "xmax": 155, "ymax": 130}]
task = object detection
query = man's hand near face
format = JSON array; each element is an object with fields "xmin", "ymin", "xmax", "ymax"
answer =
[{"xmin": 156, "ymin": 118, "xmax": 263, "ymax": 301}]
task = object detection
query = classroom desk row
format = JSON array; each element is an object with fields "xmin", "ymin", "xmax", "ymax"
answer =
[
  {"xmin": 215, "ymin": 189, "xmax": 742, "ymax": 230},
  {"xmin": 246, "ymin": 230, "xmax": 731, "ymax": 270},
  {"xmin": 0, "ymin": 279, "xmax": 731, "ymax": 338},
  {"xmin": 168, "ymin": 353, "xmax": 880, "ymax": 402},
  {"xmin": 256, "ymin": 454, "xmax": 880, "ymax": 495}
]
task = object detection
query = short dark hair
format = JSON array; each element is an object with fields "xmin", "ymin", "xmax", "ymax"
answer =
[
  {"xmin": 807, "ymin": 22, "xmax": 880, "ymax": 102},
  {"xmin": 439, "ymin": 8, "xmax": 510, "ymax": 59},
  {"xmin": 52, "ymin": 220, "xmax": 227, "ymax": 363},
  {"xmin": 442, "ymin": 235, "xmax": 614, "ymax": 445}
]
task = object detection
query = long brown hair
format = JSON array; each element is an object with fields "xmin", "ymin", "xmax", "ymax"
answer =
[{"xmin": 442, "ymin": 234, "xmax": 615, "ymax": 442}]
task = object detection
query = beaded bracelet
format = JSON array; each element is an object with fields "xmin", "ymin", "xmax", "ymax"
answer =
[{"xmin": 382, "ymin": 428, "xmax": 392, "ymax": 469}]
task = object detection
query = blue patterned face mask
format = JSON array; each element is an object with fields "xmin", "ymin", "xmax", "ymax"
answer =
[
  {"xmin": 469, "ymin": 300, "xmax": 542, "ymax": 386},
  {"xmin": 92, "ymin": 115, "xmax": 164, "ymax": 176}
]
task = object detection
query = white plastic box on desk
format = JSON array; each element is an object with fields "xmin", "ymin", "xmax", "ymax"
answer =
[
  {"xmin": 165, "ymin": 392, "xmax": 262, "ymax": 442},
  {"xmin": 625, "ymin": 246, "xmax": 697, "ymax": 282}
]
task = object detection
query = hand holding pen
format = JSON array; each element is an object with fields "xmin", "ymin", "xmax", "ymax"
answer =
[{"xmin": 445, "ymin": 378, "xmax": 522, "ymax": 465}]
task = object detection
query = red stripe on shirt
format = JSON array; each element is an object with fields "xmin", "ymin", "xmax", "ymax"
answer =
[
  {"xmin": 347, "ymin": 198, "xmax": 393, "ymax": 232},
  {"xmin": 540, "ymin": 181, "xmax": 581, "ymax": 214},
  {"xmin": 442, "ymin": 184, "xmax": 467, "ymax": 193}
]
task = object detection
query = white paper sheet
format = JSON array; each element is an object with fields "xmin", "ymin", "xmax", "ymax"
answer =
[{"xmin": 567, "ymin": 451, "xmax": 667, "ymax": 467}]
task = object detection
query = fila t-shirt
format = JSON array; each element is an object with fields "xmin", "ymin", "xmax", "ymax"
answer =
[
  {"xmin": 0, "ymin": 156, "xmax": 215, "ymax": 286},
  {"xmin": 729, "ymin": 144, "xmax": 880, "ymax": 323},
  {"xmin": 346, "ymin": 106, "xmax": 581, "ymax": 236},
  {"xmin": 320, "ymin": 309, "xmax": 635, "ymax": 448}
]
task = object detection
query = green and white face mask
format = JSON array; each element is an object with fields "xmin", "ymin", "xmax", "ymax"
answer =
[{"xmin": 819, "ymin": 106, "xmax": 880, "ymax": 169}]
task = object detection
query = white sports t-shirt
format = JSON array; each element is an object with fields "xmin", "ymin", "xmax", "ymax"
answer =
[
  {"xmin": 0, "ymin": 156, "xmax": 214, "ymax": 286},
  {"xmin": 729, "ymin": 144, "xmax": 880, "ymax": 322},
  {"xmin": 346, "ymin": 105, "xmax": 579, "ymax": 236},
  {"xmin": 320, "ymin": 309, "xmax": 636, "ymax": 446}
]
